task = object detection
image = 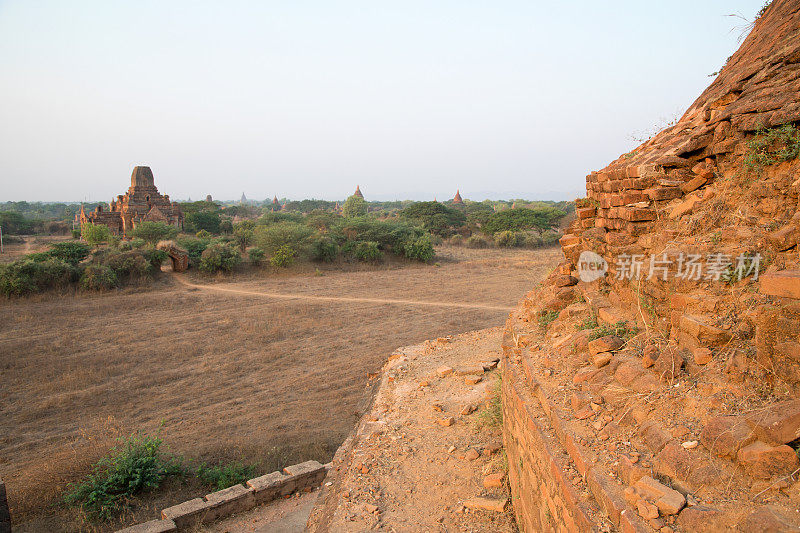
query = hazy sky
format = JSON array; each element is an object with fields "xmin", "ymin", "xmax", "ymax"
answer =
[{"xmin": 0, "ymin": 1, "xmax": 763, "ymax": 202}]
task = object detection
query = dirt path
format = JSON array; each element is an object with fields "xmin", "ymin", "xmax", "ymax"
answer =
[
  {"xmin": 175, "ymin": 276, "xmax": 516, "ymax": 312},
  {"xmin": 306, "ymin": 328, "xmax": 515, "ymax": 532}
]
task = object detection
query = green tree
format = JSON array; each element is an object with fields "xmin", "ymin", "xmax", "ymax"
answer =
[
  {"xmin": 342, "ymin": 195, "xmax": 368, "ymax": 217},
  {"xmin": 185, "ymin": 211, "xmax": 222, "ymax": 234},
  {"xmin": 130, "ymin": 221, "xmax": 178, "ymax": 245},
  {"xmin": 81, "ymin": 223, "xmax": 111, "ymax": 247},
  {"xmin": 399, "ymin": 202, "xmax": 466, "ymax": 236}
]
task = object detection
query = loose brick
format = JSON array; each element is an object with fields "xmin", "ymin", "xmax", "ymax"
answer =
[
  {"xmin": 760, "ymin": 271, "xmax": 800, "ymax": 299},
  {"xmin": 117, "ymin": 519, "xmax": 177, "ymax": 533}
]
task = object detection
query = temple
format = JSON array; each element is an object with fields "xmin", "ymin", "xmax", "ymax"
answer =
[
  {"xmin": 79, "ymin": 166, "xmax": 183, "ymax": 236},
  {"xmin": 353, "ymin": 185, "xmax": 364, "ymax": 199},
  {"xmin": 452, "ymin": 190, "xmax": 463, "ymax": 204}
]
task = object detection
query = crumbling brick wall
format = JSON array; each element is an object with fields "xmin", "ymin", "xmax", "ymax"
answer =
[{"xmin": 503, "ymin": 1, "xmax": 800, "ymax": 530}]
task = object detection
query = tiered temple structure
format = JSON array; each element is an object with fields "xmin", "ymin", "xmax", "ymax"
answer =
[
  {"xmin": 353, "ymin": 185, "xmax": 364, "ymax": 199},
  {"xmin": 452, "ymin": 190, "xmax": 463, "ymax": 204},
  {"xmin": 79, "ymin": 166, "xmax": 183, "ymax": 236}
]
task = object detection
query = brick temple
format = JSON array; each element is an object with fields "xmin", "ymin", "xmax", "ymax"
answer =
[{"xmin": 79, "ymin": 166, "xmax": 183, "ymax": 236}]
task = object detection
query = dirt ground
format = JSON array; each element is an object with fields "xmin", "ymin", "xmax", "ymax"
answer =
[
  {"xmin": 307, "ymin": 328, "xmax": 516, "ymax": 532},
  {"xmin": 0, "ymin": 245, "xmax": 558, "ymax": 531}
]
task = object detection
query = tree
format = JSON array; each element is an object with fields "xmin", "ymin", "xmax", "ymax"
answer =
[
  {"xmin": 342, "ymin": 195, "xmax": 368, "ymax": 217},
  {"xmin": 185, "ymin": 211, "xmax": 222, "ymax": 234},
  {"xmin": 399, "ymin": 201, "xmax": 466, "ymax": 236},
  {"xmin": 81, "ymin": 223, "xmax": 111, "ymax": 247},
  {"xmin": 47, "ymin": 241, "xmax": 91, "ymax": 265},
  {"xmin": 130, "ymin": 221, "xmax": 178, "ymax": 245}
]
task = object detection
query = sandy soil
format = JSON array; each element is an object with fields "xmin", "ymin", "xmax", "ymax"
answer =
[
  {"xmin": 308, "ymin": 328, "xmax": 516, "ymax": 532},
  {"xmin": 0, "ymin": 245, "xmax": 558, "ymax": 531}
]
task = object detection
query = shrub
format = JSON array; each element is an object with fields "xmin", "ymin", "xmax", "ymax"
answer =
[
  {"xmin": 523, "ymin": 233, "xmax": 544, "ymax": 248},
  {"xmin": 47, "ymin": 242, "xmax": 91, "ymax": 265},
  {"xmin": 176, "ymin": 237, "xmax": 210, "ymax": 266},
  {"xmin": 482, "ymin": 207, "xmax": 566, "ymax": 234},
  {"xmin": 199, "ymin": 243, "xmax": 241, "ymax": 273},
  {"xmin": 71, "ymin": 229, "xmax": 81, "ymax": 239},
  {"xmin": 332, "ymin": 218, "xmax": 420, "ymax": 251},
  {"xmin": 196, "ymin": 229, "xmax": 212, "ymax": 239},
  {"xmin": 538, "ymin": 310, "xmax": 559, "ymax": 329},
  {"xmin": 448, "ymin": 234, "xmax": 464, "ymax": 246},
  {"xmin": 248, "ymin": 247, "xmax": 266, "ymax": 265},
  {"xmin": 494, "ymin": 230, "xmax": 525, "ymax": 248},
  {"xmin": 0, "ymin": 258, "xmax": 76, "ymax": 296},
  {"xmin": 311, "ymin": 236, "xmax": 339, "ymax": 262},
  {"xmin": 196, "ymin": 461, "xmax": 257, "ymax": 491},
  {"xmin": 81, "ymin": 223, "xmax": 112, "ymax": 247},
  {"xmin": 465, "ymin": 235, "xmax": 491, "ymax": 248},
  {"xmin": 270, "ymin": 244, "xmax": 296, "ymax": 267},
  {"xmin": 403, "ymin": 235, "xmax": 435, "ymax": 262},
  {"xmin": 745, "ymin": 124, "xmax": 800, "ymax": 172},
  {"xmin": 80, "ymin": 265, "xmax": 118, "ymax": 291},
  {"xmin": 253, "ymin": 222, "xmax": 313, "ymax": 255},
  {"xmin": 129, "ymin": 238, "xmax": 146, "ymax": 249},
  {"xmin": 541, "ymin": 229, "xmax": 562, "ymax": 245},
  {"xmin": 352, "ymin": 241, "xmax": 382, "ymax": 262},
  {"xmin": 141, "ymin": 249, "xmax": 169, "ymax": 271},
  {"xmin": 64, "ymin": 432, "xmax": 183, "ymax": 521},
  {"xmin": 102, "ymin": 250, "xmax": 151, "ymax": 279}
]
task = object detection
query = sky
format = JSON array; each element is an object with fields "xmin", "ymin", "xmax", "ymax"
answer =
[{"xmin": 0, "ymin": 1, "xmax": 764, "ymax": 202}]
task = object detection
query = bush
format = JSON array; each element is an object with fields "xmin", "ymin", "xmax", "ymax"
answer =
[
  {"xmin": 199, "ymin": 243, "xmax": 241, "ymax": 273},
  {"xmin": 465, "ymin": 235, "xmax": 491, "ymax": 248},
  {"xmin": 102, "ymin": 250, "xmax": 151, "ymax": 279},
  {"xmin": 47, "ymin": 242, "xmax": 91, "ymax": 265},
  {"xmin": 71, "ymin": 229, "xmax": 81, "ymax": 239},
  {"xmin": 248, "ymin": 247, "xmax": 266, "ymax": 265},
  {"xmin": 253, "ymin": 222, "xmax": 313, "ymax": 255},
  {"xmin": 176, "ymin": 237, "xmax": 210, "ymax": 266},
  {"xmin": 196, "ymin": 461, "xmax": 257, "ymax": 491},
  {"xmin": 270, "ymin": 244, "xmax": 296, "ymax": 267},
  {"xmin": 494, "ymin": 230, "xmax": 525, "ymax": 248},
  {"xmin": 332, "ymin": 218, "xmax": 420, "ymax": 252},
  {"xmin": 81, "ymin": 222, "xmax": 112, "ymax": 247},
  {"xmin": 403, "ymin": 235, "xmax": 435, "ymax": 262},
  {"xmin": 80, "ymin": 264, "xmax": 118, "ymax": 291},
  {"xmin": 541, "ymin": 229, "xmax": 562, "ymax": 245},
  {"xmin": 130, "ymin": 238, "xmax": 146, "ymax": 249},
  {"xmin": 311, "ymin": 236, "xmax": 339, "ymax": 262},
  {"xmin": 523, "ymin": 233, "xmax": 544, "ymax": 248},
  {"xmin": 448, "ymin": 234, "xmax": 464, "ymax": 246},
  {"xmin": 196, "ymin": 229, "xmax": 212, "ymax": 239},
  {"xmin": 352, "ymin": 241, "xmax": 382, "ymax": 262},
  {"xmin": 0, "ymin": 258, "xmax": 76, "ymax": 296},
  {"xmin": 65, "ymin": 432, "xmax": 183, "ymax": 521},
  {"xmin": 141, "ymin": 249, "xmax": 169, "ymax": 271},
  {"xmin": 482, "ymin": 207, "xmax": 566, "ymax": 234}
]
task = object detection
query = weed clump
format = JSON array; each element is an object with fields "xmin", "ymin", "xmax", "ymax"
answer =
[{"xmin": 65, "ymin": 432, "xmax": 183, "ymax": 521}]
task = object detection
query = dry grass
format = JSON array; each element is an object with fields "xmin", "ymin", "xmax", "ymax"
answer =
[{"xmin": 0, "ymin": 245, "xmax": 560, "ymax": 531}]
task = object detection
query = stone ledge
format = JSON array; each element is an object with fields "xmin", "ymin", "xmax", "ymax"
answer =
[{"xmin": 117, "ymin": 460, "xmax": 328, "ymax": 532}]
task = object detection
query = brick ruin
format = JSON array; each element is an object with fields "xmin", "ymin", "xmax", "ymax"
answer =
[
  {"xmin": 502, "ymin": 1, "xmax": 800, "ymax": 531},
  {"xmin": 79, "ymin": 166, "xmax": 183, "ymax": 236}
]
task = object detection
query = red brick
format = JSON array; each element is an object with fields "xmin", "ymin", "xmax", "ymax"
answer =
[{"xmin": 760, "ymin": 271, "xmax": 800, "ymax": 299}]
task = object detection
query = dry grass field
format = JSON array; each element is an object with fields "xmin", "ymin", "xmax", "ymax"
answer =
[{"xmin": 0, "ymin": 244, "xmax": 560, "ymax": 531}]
